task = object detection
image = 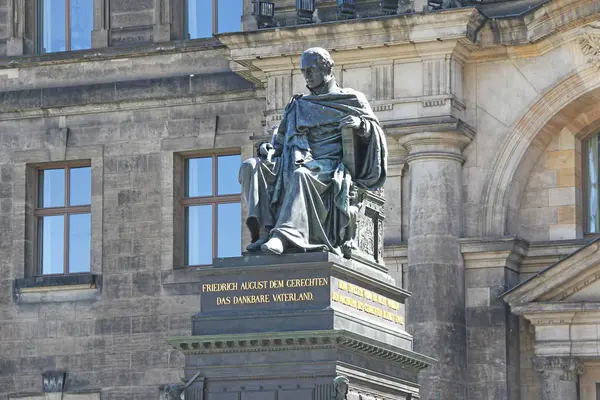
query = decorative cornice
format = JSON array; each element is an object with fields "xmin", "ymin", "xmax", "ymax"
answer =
[
  {"xmin": 502, "ymin": 239, "xmax": 600, "ymax": 305},
  {"xmin": 533, "ymin": 356, "xmax": 584, "ymax": 380},
  {"xmin": 168, "ymin": 330, "xmax": 434, "ymax": 371},
  {"xmin": 522, "ymin": 311, "xmax": 576, "ymax": 326}
]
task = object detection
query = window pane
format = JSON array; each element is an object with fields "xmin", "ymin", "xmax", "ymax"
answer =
[
  {"xmin": 587, "ymin": 135, "xmax": 600, "ymax": 233},
  {"xmin": 217, "ymin": 203, "xmax": 241, "ymax": 258},
  {"xmin": 39, "ymin": 169, "xmax": 65, "ymax": 208},
  {"xmin": 70, "ymin": 166, "xmax": 91, "ymax": 206},
  {"xmin": 217, "ymin": 155, "xmax": 241, "ymax": 195},
  {"xmin": 40, "ymin": 215, "xmax": 65, "ymax": 274},
  {"xmin": 43, "ymin": 0, "xmax": 67, "ymax": 52},
  {"xmin": 68, "ymin": 213, "xmax": 91, "ymax": 273},
  {"xmin": 188, "ymin": 0, "xmax": 213, "ymax": 38},
  {"xmin": 186, "ymin": 205, "xmax": 213, "ymax": 265},
  {"xmin": 217, "ymin": 0, "xmax": 242, "ymax": 33},
  {"xmin": 70, "ymin": 0, "xmax": 93, "ymax": 50},
  {"xmin": 187, "ymin": 157, "xmax": 212, "ymax": 197}
]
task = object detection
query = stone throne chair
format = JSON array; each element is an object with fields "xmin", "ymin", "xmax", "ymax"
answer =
[{"xmin": 341, "ymin": 126, "xmax": 386, "ymax": 269}]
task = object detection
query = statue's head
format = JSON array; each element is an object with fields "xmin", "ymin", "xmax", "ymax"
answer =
[
  {"xmin": 332, "ymin": 376, "xmax": 349, "ymax": 399},
  {"xmin": 300, "ymin": 47, "xmax": 335, "ymax": 90}
]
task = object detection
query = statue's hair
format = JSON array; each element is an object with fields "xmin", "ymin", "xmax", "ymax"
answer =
[
  {"xmin": 333, "ymin": 375, "xmax": 349, "ymax": 387},
  {"xmin": 301, "ymin": 47, "xmax": 335, "ymax": 72}
]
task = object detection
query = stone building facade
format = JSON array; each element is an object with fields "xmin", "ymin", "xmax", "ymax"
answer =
[{"xmin": 0, "ymin": 0, "xmax": 600, "ymax": 399}]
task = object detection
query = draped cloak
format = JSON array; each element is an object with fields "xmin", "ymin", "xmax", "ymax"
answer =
[{"xmin": 240, "ymin": 88, "xmax": 387, "ymax": 256}]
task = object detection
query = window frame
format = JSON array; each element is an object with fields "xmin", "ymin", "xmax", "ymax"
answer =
[
  {"xmin": 33, "ymin": 161, "xmax": 92, "ymax": 275},
  {"xmin": 35, "ymin": 0, "xmax": 92, "ymax": 53},
  {"xmin": 181, "ymin": 151, "xmax": 242, "ymax": 266}
]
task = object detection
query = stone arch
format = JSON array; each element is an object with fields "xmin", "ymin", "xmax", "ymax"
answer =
[{"xmin": 480, "ymin": 65, "xmax": 600, "ymax": 237}]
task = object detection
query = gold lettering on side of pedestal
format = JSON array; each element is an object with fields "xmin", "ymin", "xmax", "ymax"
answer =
[{"xmin": 332, "ymin": 279, "xmax": 404, "ymax": 326}]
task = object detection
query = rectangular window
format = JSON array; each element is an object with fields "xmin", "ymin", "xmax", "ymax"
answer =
[
  {"xmin": 185, "ymin": 0, "xmax": 242, "ymax": 39},
  {"xmin": 183, "ymin": 153, "xmax": 241, "ymax": 265},
  {"xmin": 35, "ymin": 164, "xmax": 91, "ymax": 274},
  {"xmin": 38, "ymin": 0, "xmax": 93, "ymax": 53}
]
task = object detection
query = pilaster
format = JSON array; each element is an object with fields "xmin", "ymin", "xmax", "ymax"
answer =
[
  {"xmin": 396, "ymin": 118, "xmax": 474, "ymax": 400},
  {"xmin": 154, "ymin": 0, "xmax": 172, "ymax": 42},
  {"xmin": 91, "ymin": 0, "xmax": 110, "ymax": 48},
  {"xmin": 533, "ymin": 356, "xmax": 584, "ymax": 400},
  {"xmin": 6, "ymin": 0, "xmax": 24, "ymax": 55},
  {"xmin": 461, "ymin": 237, "xmax": 527, "ymax": 400}
]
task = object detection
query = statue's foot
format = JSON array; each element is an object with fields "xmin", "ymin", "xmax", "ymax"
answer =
[
  {"xmin": 261, "ymin": 234, "xmax": 286, "ymax": 255},
  {"xmin": 246, "ymin": 234, "xmax": 270, "ymax": 252}
]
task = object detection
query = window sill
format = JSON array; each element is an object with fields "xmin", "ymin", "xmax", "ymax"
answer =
[{"xmin": 14, "ymin": 273, "xmax": 101, "ymax": 304}]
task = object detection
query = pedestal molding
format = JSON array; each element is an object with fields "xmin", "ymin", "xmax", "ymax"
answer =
[{"xmin": 169, "ymin": 329, "xmax": 434, "ymax": 371}]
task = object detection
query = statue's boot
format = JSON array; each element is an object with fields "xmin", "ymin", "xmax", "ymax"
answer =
[
  {"xmin": 261, "ymin": 233, "xmax": 286, "ymax": 255},
  {"xmin": 246, "ymin": 233, "xmax": 270, "ymax": 251}
]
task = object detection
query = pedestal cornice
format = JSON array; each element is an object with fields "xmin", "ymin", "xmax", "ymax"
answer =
[{"xmin": 168, "ymin": 329, "xmax": 435, "ymax": 371}]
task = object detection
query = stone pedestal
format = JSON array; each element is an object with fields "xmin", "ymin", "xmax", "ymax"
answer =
[
  {"xmin": 534, "ymin": 357, "xmax": 584, "ymax": 400},
  {"xmin": 168, "ymin": 253, "xmax": 433, "ymax": 400},
  {"xmin": 398, "ymin": 126, "xmax": 473, "ymax": 400}
]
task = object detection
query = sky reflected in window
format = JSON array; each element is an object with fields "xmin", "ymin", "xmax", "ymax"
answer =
[
  {"xmin": 43, "ymin": 0, "xmax": 66, "ymax": 52},
  {"xmin": 40, "ymin": 215, "xmax": 65, "ymax": 274},
  {"xmin": 217, "ymin": 155, "xmax": 241, "ymax": 195},
  {"xmin": 70, "ymin": 167, "xmax": 91, "ymax": 206},
  {"xmin": 187, "ymin": 157, "xmax": 212, "ymax": 197},
  {"xmin": 217, "ymin": 0, "xmax": 242, "ymax": 33},
  {"xmin": 70, "ymin": 0, "xmax": 93, "ymax": 50},
  {"xmin": 187, "ymin": 205, "xmax": 212, "ymax": 265},
  {"xmin": 39, "ymin": 169, "xmax": 65, "ymax": 208},
  {"xmin": 217, "ymin": 203, "xmax": 241, "ymax": 258},
  {"xmin": 69, "ymin": 213, "xmax": 91, "ymax": 272},
  {"xmin": 188, "ymin": 0, "xmax": 213, "ymax": 39}
]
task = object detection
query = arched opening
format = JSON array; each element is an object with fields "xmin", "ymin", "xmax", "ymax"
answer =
[{"xmin": 480, "ymin": 66, "xmax": 600, "ymax": 238}]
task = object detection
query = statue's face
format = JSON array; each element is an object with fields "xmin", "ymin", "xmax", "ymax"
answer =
[{"xmin": 300, "ymin": 54, "xmax": 329, "ymax": 89}]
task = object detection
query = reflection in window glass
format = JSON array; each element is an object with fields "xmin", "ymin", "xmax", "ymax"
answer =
[
  {"xmin": 40, "ymin": 215, "xmax": 65, "ymax": 274},
  {"xmin": 188, "ymin": 0, "xmax": 213, "ymax": 39},
  {"xmin": 217, "ymin": 155, "xmax": 241, "ymax": 195},
  {"xmin": 217, "ymin": 0, "xmax": 242, "ymax": 33},
  {"xmin": 187, "ymin": 157, "xmax": 213, "ymax": 197},
  {"xmin": 586, "ymin": 135, "xmax": 599, "ymax": 233},
  {"xmin": 187, "ymin": 205, "xmax": 213, "ymax": 265},
  {"xmin": 70, "ymin": 167, "xmax": 92, "ymax": 206},
  {"xmin": 39, "ymin": 169, "xmax": 65, "ymax": 208},
  {"xmin": 70, "ymin": 0, "xmax": 93, "ymax": 50},
  {"xmin": 217, "ymin": 203, "xmax": 241, "ymax": 257},
  {"xmin": 43, "ymin": 0, "xmax": 67, "ymax": 52},
  {"xmin": 69, "ymin": 213, "xmax": 91, "ymax": 272}
]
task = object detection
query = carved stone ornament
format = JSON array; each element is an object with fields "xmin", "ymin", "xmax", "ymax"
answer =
[
  {"xmin": 161, "ymin": 384, "xmax": 184, "ymax": 400},
  {"xmin": 332, "ymin": 375, "xmax": 349, "ymax": 400},
  {"xmin": 42, "ymin": 371, "xmax": 65, "ymax": 393},
  {"xmin": 533, "ymin": 357, "xmax": 584, "ymax": 381},
  {"xmin": 580, "ymin": 33, "xmax": 600, "ymax": 69}
]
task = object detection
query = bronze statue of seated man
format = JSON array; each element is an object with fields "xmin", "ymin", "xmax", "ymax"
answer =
[{"xmin": 238, "ymin": 47, "xmax": 387, "ymax": 256}]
